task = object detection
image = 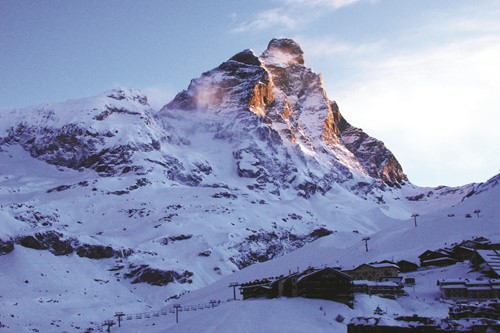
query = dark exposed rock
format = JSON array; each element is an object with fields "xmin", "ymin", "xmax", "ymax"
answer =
[
  {"xmin": 211, "ymin": 192, "xmax": 237, "ymax": 199},
  {"xmin": 230, "ymin": 227, "xmax": 333, "ymax": 269},
  {"xmin": 47, "ymin": 184, "xmax": 72, "ymax": 193},
  {"xmin": 0, "ymin": 239, "xmax": 15, "ymax": 255},
  {"xmin": 76, "ymin": 244, "xmax": 114, "ymax": 259},
  {"xmin": 308, "ymin": 227, "xmax": 333, "ymax": 240},
  {"xmin": 198, "ymin": 250, "xmax": 211, "ymax": 257},
  {"xmin": 16, "ymin": 231, "xmax": 74, "ymax": 256},
  {"xmin": 18, "ymin": 235, "xmax": 46, "ymax": 250},
  {"xmin": 335, "ymin": 103, "xmax": 407, "ymax": 187},
  {"xmin": 159, "ymin": 234, "xmax": 193, "ymax": 245},
  {"xmin": 14, "ymin": 209, "xmax": 60, "ymax": 228},
  {"xmin": 106, "ymin": 88, "xmax": 149, "ymax": 106},
  {"xmin": 163, "ymin": 48, "xmax": 273, "ymax": 116},
  {"xmin": 124, "ymin": 264, "xmax": 193, "ymax": 286},
  {"xmin": 230, "ymin": 49, "xmax": 262, "ymax": 66}
]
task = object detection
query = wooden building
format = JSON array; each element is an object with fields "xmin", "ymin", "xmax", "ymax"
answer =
[
  {"xmin": 296, "ymin": 268, "xmax": 353, "ymax": 306},
  {"xmin": 438, "ymin": 278, "xmax": 500, "ymax": 300},
  {"xmin": 239, "ymin": 278, "xmax": 276, "ymax": 300},
  {"xmin": 396, "ymin": 260, "xmax": 419, "ymax": 273},
  {"xmin": 470, "ymin": 249, "xmax": 500, "ymax": 278},
  {"xmin": 343, "ymin": 263, "xmax": 399, "ymax": 281},
  {"xmin": 419, "ymin": 249, "xmax": 457, "ymax": 267},
  {"xmin": 239, "ymin": 267, "xmax": 353, "ymax": 306},
  {"xmin": 353, "ymin": 280, "xmax": 405, "ymax": 298},
  {"xmin": 348, "ymin": 315, "xmax": 500, "ymax": 333}
]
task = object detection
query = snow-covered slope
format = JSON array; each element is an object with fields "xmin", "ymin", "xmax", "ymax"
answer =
[{"xmin": 0, "ymin": 38, "xmax": 498, "ymax": 332}]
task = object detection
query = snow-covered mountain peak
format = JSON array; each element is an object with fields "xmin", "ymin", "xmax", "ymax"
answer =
[
  {"xmin": 229, "ymin": 49, "xmax": 262, "ymax": 66},
  {"xmin": 261, "ymin": 38, "xmax": 305, "ymax": 67},
  {"xmin": 106, "ymin": 87, "xmax": 149, "ymax": 106},
  {"xmin": 160, "ymin": 38, "xmax": 407, "ymax": 188}
]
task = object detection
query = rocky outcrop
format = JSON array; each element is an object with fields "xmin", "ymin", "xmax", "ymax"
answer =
[
  {"xmin": 334, "ymin": 103, "xmax": 408, "ymax": 187},
  {"xmin": 16, "ymin": 231, "xmax": 74, "ymax": 256},
  {"xmin": 0, "ymin": 88, "xmax": 169, "ymax": 177},
  {"xmin": 124, "ymin": 264, "xmax": 193, "ymax": 286},
  {"xmin": 0, "ymin": 239, "xmax": 14, "ymax": 255},
  {"xmin": 165, "ymin": 49, "xmax": 273, "ymax": 116},
  {"xmin": 230, "ymin": 227, "xmax": 333, "ymax": 269},
  {"xmin": 261, "ymin": 38, "xmax": 341, "ymax": 144}
]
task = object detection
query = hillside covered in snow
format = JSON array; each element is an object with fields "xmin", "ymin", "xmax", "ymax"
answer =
[{"xmin": 0, "ymin": 38, "xmax": 498, "ymax": 332}]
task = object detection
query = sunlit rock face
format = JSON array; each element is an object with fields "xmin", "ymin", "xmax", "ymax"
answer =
[
  {"xmin": 260, "ymin": 38, "xmax": 341, "ymax": 146},
  {"xmin": 162, "ymin": 38, "xmax": 407, "ymax": 188},
  {"xmin": 164, "ymin": 49, "xmax": 273, "ymax": 117}
]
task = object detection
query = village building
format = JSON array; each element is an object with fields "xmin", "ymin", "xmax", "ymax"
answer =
[
  {"xmin": 348, "ymin": 315, "xmax": 500, "ymax": 333},
  {"xmin": 449, "ymin": 300, "xmax": 500, "ymax": 320},
  {"xmin": 450, "ymin": 245, "xmax": 476, "ymax": 261},
  {"xmin": 438, "ymin": 278, "xmax": 500, "ymax": 300},
  {"xmin": 459, "ymin": 237, "xmax": 492, "ymax": 250},
  {"xmin": 353, "ymin": 280, "xmax": 405, "ymax": 298},
  {"xmin": 470, "ymin": 249, "xmax": 500, "ymax": 278},
  {"xmin": 239, "ymin": 277, "xmax": 278, "ymax": 300},
  {"xmin": 396, "ymin": 260, "xmax": 419, "ymax": 273},
  {"xmin": 296, "ymin": 267, "xmax": 353, "ymax": 306},
  {"xmin": 343, "ymin": 263, "xmax": 399, "ymax": 281},
  {"xmin": 239, "ymin": 267, "xmax": 353, "ymax": 306},
  {"xmin": 418, "ymin": 249, "xmax": 458, "ymax": 267},
  {"xmin": 380, "ymin": 276, "xmax": 404, "ymax": 284}
]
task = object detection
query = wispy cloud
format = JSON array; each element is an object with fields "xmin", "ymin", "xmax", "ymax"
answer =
[
  {"xmin": 282, "ymin": 0, "xmax": 360, "ymax": 10},
  {"xmin": 334, "ymin": 33, "xmax": 500, "ymax": 186},
  {"xmin": 296, "ymin": 36, "xmax": 385, "ymax": 58},
  {"xmin": 232, "ymin": 0, "xmax": 363, "ymax": 33},
  {"xmin": 232, "ymin": 8, "xmax": 298, "ymax": 33}
]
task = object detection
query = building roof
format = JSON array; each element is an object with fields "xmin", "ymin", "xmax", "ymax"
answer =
[
  {"xmin": 475, "ymin": 249, "xmax": 500, "ymax": 276},
  {"xmin": 297, "ymin": 267, "xmax": 352, "ymax": 283},
  {"xmin": 354, "ymin": 280, "xmax": 400, "ymax": 287},
  {"xmin": 422, "ymin": 257, "xmax": 457, "ymax": 264},
  {"xmin": 370, "ymin": 263, "xmax": 400, "ymax": 269}
]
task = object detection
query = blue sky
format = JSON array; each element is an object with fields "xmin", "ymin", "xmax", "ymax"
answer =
[{"xmin": 1, "ymin": 0, "xmax": 499, "ymax": 187}]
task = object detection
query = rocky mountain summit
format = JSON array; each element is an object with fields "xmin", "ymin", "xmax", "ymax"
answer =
[
  {"xmin": 165, "ymin": 38, "xmax": 407, "ymax": 190},
  {"xmin": 0, "ymin": 38, "xmax": 496, "ymax": 332}
]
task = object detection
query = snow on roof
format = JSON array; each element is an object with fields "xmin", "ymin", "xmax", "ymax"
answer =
[
  {"xmin": 296, "ymin": 267, "xmax": 352, "ymax": 283},
  {"xmin": 422, "ymin": 257, "xmax": 457, "ymax": 264},
  {"xmin": 353, "ymin": 280, "xmax": 400, "ymax": 287},
  {"xmin": 370, "ymin": 263, "xmax": 400, "ymax": 269},
  {"xmin": 440, "ymin": 285, "xmax": 467, "ymax": 289},
  {"xmin": 476, "ymin": 250, "xmax": 500, "ymax": 276},
  {"xmin": 438, "ymin": 278, "xmax": 464, "ymax": 284},
  {"xmin": 467, "ymin": 286, "xmax": 492, "ymax": 291}
]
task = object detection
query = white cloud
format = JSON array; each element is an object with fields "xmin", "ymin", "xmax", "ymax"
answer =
[
  {"xmin": 282, "ymin": 0, "xmax": 360, "ymax": 10},
  {"xmin": 232, "ymin": 8, "xmax": 298, "ymax": 33},
  {"xmin": 333, "ymin": 35, "xmax": 500, "ymax": 186},
  {"xmin": 232, "ymin": 0, "xmax": 362, "ymax": 33},
  {"xmin": 296, "ymin": 35, "xmax": 385, "ymax": 58}
]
